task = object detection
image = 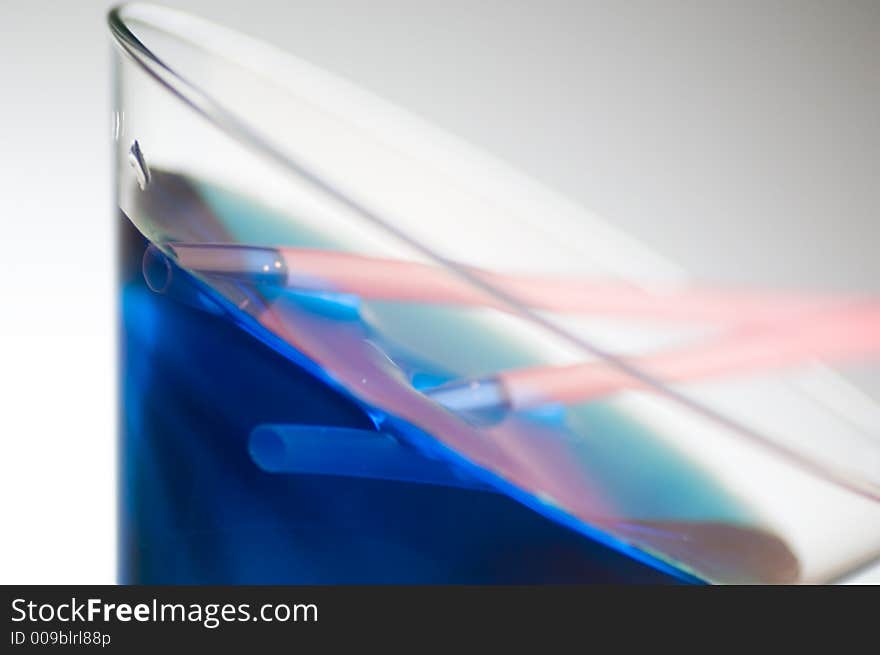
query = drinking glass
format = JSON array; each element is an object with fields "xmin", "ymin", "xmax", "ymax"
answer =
[{"xmin": 111, "ymin": 3, "xmax": 880, "ymax": 584}]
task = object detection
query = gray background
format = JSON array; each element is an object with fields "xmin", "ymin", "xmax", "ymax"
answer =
[{"xmin": 0, "ymin": 0, "xmax": 877, "ymax": 582}]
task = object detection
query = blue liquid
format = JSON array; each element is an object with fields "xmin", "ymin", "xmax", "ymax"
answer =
[
  {"xmin": 118, "ymin": 211, "xmax": 686, "ymax": 584},
  {"xmin": 119, "ymin": 170, "xmax": 807, "ymax": 584}
]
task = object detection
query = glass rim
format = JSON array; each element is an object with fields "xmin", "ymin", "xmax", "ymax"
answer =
[{"xmin": 108, "ymin": 2, "xmax": 339, "ymax": 188}]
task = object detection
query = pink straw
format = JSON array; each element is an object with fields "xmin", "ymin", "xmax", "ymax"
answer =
[
  {"xmin": 500, "ymin": 305, "xmax": 880, "ymax": 408},
  {"xmin": 169, "ymin": 243, "xmax": 857, "ymax": 326}
]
